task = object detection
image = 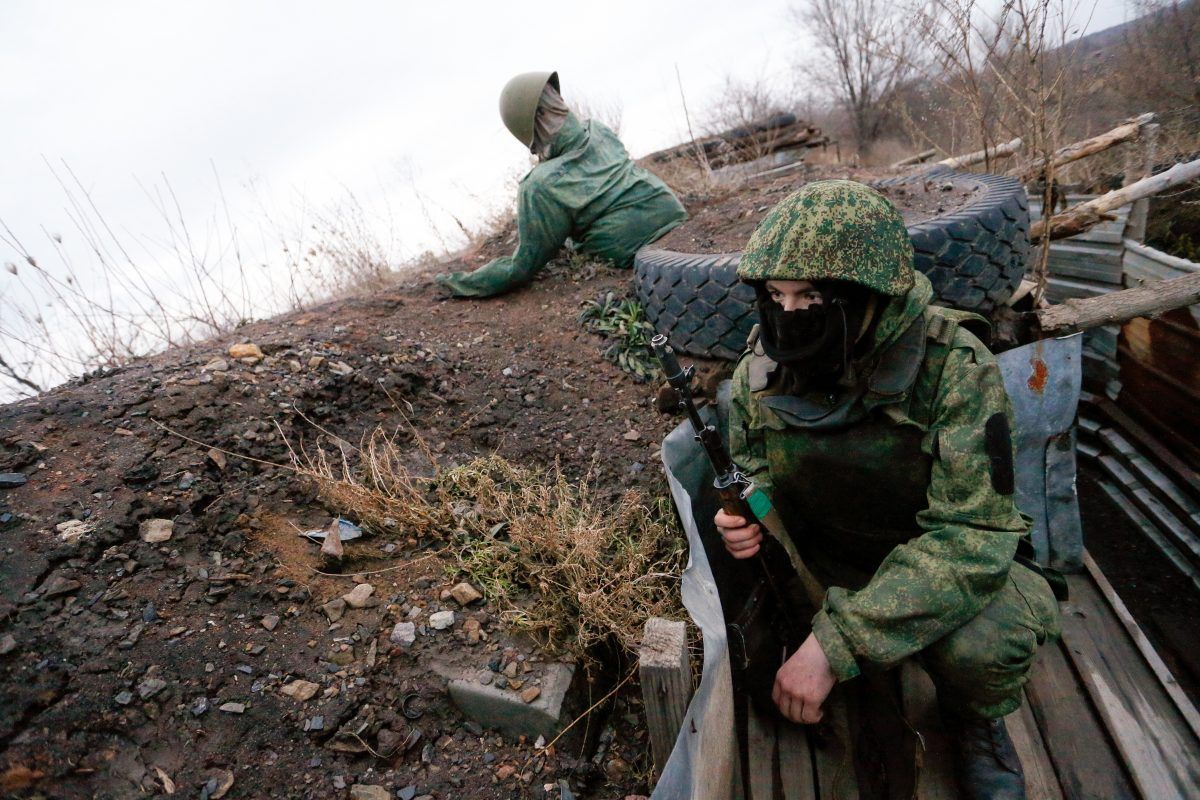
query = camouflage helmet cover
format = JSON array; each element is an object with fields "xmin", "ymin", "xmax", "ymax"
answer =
[
  {"xmin": 499, "ymin": 71, "xmax": 560, "ymax": 150},
  {"xmin": 737, "ymin": 180, "xmax": 915, "ymax": 296}
]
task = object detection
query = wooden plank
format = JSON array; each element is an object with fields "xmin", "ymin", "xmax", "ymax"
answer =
[
  {"xmin": 812, "ymin": 698, "xmax": 859, "ymax": 800},
  {"xmin": 746, "ymin": 700, "xmax": 778, "ymax": 800},
  {"xmin": 1023, "ymin": 641, "xmax": 1137, "ymax": 800},
  {"xmin": 1083, "ymin": 552, "xmax": 1200, "ymax": 742},
  {"xmin": 1006, "ymin": 692, "xmax": 1064, "ymax": 800},
  {"xmin": 899, "ymin": 663, "xmax": 957, "ymax": 800},
  {"xmin": 1059, "ymin": 573, "xmax": 1200, "ymax": 798},
  {"xmin": 640, "ymin": 618, "xmax": 693, "ymax": 776},
  {"xmin": 777, "ymin": 722, "xmax": 817, "ymax": 800}
]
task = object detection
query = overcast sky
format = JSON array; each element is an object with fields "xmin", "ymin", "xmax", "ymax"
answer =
[{"xmin": 0, "ymin": 0, "xmax": 1132, "ymax": 396}]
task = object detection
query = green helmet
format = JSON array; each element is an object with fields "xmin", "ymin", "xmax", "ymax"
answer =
[
  {"xmin": 737, "ymin": 180, "xmax": 914, "ymax": 296},
  {"xmin": 499, "ymin": 71, "xmax": 559, "ymax": 150}
]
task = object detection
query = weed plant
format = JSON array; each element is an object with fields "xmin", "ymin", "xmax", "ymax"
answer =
[
  {"xmin": 296, "ymin": 426, "xmax": 686, "ymax": 660},
  {"xmin": 578, "ymin": 291, "xmax": 658, "ymax": 382}
]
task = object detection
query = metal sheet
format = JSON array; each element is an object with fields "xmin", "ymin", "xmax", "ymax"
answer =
[
  {"xmin": 652, "ymin": 408, "xmax": 742, "ymax": 800},
  {"xmin": 997, "ymin": 334, "xmax": 1084, "ymax": 570}
]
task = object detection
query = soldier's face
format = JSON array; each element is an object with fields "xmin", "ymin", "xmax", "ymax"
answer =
[{"xmin": 766, "ymin": 280, "xmax": 824, "ymax": 313}]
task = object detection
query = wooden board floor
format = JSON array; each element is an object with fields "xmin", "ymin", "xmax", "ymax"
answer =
[{"xmin": 735, "ymin": 554, "xmax": 1200, "ymax": 800}]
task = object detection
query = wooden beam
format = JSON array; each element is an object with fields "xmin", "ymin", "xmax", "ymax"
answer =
[
  {"xmin": 639, "ymin": 617, "xmax": 693, "ymax": 776},
  {"xmin": 1032, "ymin": 270, "xmax": 1200, "ymax": 336},
  {"xmin": 937, "ymin": 137, "xmax": 1023, "ymax": 170},
  {"xmin": 777, "ymin": 721, "xmax": 817, "ymax": 800},
  {"xmin": 1007, "ymin": 691, "xmax": 1065, "ymax": 800},
  {"xmin": 899, "ymin": 662, "xmax": 957, "ymax": 800},
  {"xmin": 1058, "ymin": 573, "xmax": 1200, "ymax": 798},
  {"xmin": 746, "ymin": 700, "xmax": 777, "ymax": 799},
  {"xmin": 1124, "ymin": 123, "xmax": 1160, "ymax": 242},
  {"xmin": 1083, "ymin": 551, "xmax": 1200, "ymax": 742},
  {"xmin": 892, "ymin": 148, "xmax": 937, "ymax": 168},
  {"xmin": 1008, "ymin": 113, "xmax": 1157, "ymax": 183},
  {"xmin": 1031, "ymin": 158, "xmax": 1200, "ymax": 242},
  {"xmin": 1023, "ymin": 642, "xmax": 1137, "ymax": 800}
]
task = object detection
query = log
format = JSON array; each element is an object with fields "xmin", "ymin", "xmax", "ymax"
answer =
[
  {"xmin": 648, "ymin": 118, "xmax": 827, "ymax": 166},
  {"xmin": 936, "ymin": 137, "xmax": 1023, "ymax": 169},
  {"xmin": 639, "ymin": 617, "xmax": 692, "ymax": 776},
  {"xmin": 1033, "ymin": 269, "xmax": 1200, "ymax": 336},
  {"xmin": 892, "ymin": 148, "xmax": 937, "ymax": 168},
  {"xmin": 1008, "ymin": 113, "xmax": 1157, "ymax": 183},
  {"xmin": 1031, "ymin": 158, "xmax": 1200, "ymax": 242}
]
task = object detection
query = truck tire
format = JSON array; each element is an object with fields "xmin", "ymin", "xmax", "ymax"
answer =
[{"xmin": 634, "ymin": 170, "xmax": 1029, "ymax": 360}]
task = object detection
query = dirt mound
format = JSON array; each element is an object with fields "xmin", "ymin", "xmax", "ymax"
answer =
[
  {"xmin": 655, "ymin": 164, "xmax": 981, "ymax": 254},
  {"xmin": 0, "ymin": 255, "xmax": 708, "ymax": 798}
]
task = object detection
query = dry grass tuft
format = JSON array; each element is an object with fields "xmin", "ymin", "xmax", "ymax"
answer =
[{"xmin": 294, "ymin": 427, "xmax": 687, "ymax": 659}]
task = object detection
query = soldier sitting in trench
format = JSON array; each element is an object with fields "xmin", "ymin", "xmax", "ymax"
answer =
[
  {"xmin": 715, "ymin": 180, "xmax": 1062, "ymax": 800},
  {"xmin": 435, "ymin": 71, "xmax": 686, "ymax": 298}
]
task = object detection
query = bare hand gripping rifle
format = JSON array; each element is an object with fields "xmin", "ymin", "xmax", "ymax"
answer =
[{"xmin": 651, "ymin": 335, "xmax": 826, "ymax": 677}]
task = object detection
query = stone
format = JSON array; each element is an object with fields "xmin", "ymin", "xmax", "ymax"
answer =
[
  {"xmin": 389, "ymin": 621, "xmax": 416, "ymax": 647},
  {"xmin": 428, "ymin": 610, "xmax": 455, "ymax": 630},
  {"xmin": 280, "ymin": 680, "xmax": 320, "ymax": 702},
  {"xmin": 191, "ymin": 697, "xmax": 209, "ymax": 716},
  {"xmin": 114, "ymin": 690, "xmax": 133, "ymax": 705},
  {"xmin": 623, "ymin": 429, "xmax": 641, "ymax": 441},
  {"xmin": 496, "ymin": 765, "xmax": 517, "ymax": 780},
  {"xmin": 218, "ymin": 702, "xmax": 245, "ymax": 714},
  {"xmin": 202, "ymin": 358, "xmax": 229, "ymax": 372},
  {"xmin": 521, "ymin": 687, "xmax": 541, "ymax": 704},
  {"xmin": 348, "ymin": 786, "xmax": 390, "ymax": 800},
  {"xmin": 0, "ymin": 634, "xmax": 15, "ymax": 655},
  {"xmin": 55, "ymin": 520, "xmax": 91, "ymax": 543},
  {"xmin": 207, "ymin": 448, "xmax": 227, "ymax": 470},
  {"xmin": 342, "ymin": 583, "xmax": 375, "ymax": 609},
  {"xmin": 448, "ymin": 662, "xmax": 575, "ymax": 740},
  {"xmin": 137, "ymin": 678, "xmax": 167, "ymax": 700},
  {"xmin": 261, "ymin": 614, "xmax": 280, "ymax": 631},
  {"xmin": 139, "ymin": 518, "xmax": 174, "ymax": 543},
  {"xmin": 399, "ymin": 787, "xmax": 418, "ymax": 800},
  {"xmin": 308, "ymin": 356, "xmax": 325, "ymax": 369},
  {"xmin": 0, "ymin": 472, "xmax": 28, "ymax": 488},
  {"xmin": 329, "ymin": 361, "xmax": 354, "ymax": 376},
  {"xmin": 321, "ymin": 598, "xmax": 346, "ymax": 622},
  {"xmin": 40, "ymin": 574, "xmax": 81, "ymax": 598},
  {"xmin": 227, "ymin": 342, "xmax": 264, "ymax": 360},
  {"xmin": 449, "ymin": 582, "xmax": 483, "ymax": 605},
  {"xmin": 204, "ymin": 769, "xmax": 234, "ymax": 800}
]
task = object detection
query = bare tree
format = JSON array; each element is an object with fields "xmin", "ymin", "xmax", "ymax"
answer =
[
  {"xmin": 1112, "ymin": 1, "xmax": 1200, "ymax": 120},
  {"xmin": 792, "ymin": 0, "xmax": 919, "ymax": 153}
]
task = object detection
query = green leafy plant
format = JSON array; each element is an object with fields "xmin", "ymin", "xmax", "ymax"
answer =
[{"xmin": 578, "ymin": 291, "xmax": 658, "ymax": 382}]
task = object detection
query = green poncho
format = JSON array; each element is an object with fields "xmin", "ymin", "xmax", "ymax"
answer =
[{"xmin": 436, "ymin": 113, "xmax": 686, "ymax": 298}]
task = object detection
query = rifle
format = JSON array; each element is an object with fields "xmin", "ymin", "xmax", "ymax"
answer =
[{"xmin": 650, "ymin": 335, "xmax": 825, "ymax": 689}]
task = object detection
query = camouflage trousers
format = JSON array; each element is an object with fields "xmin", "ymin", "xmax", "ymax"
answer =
[{"xmin": 916, "ymin": 562, "xmax": 1061, "ymax": 719}]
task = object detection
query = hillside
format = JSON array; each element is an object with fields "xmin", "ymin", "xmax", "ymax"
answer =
[{"xmin": 0, "ymin": 244, "xmax": 712, "ymax": 798}]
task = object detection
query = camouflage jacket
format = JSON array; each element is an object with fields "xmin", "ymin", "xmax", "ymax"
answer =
[
  {"xmin": 436, "ymin": 113, "xmax": 686, "ymax": 298},
  {"xmin": 728, "ymin": 272, "xmax": 1030, "ymax": 682}
]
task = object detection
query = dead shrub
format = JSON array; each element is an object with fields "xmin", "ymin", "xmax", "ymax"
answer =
[{"xmin": 294, "ymin": 427, "xmax": 687, "ymax": 659}]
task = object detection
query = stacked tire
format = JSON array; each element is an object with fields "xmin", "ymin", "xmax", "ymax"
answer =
[{"xmin": 635, "ymin": 169, "xmax": 1030, "ymax": 360}]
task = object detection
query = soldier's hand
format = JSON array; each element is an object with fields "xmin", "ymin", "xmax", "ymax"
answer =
[
  {"xmin": 713, "ymin": 511, "xmax": 762, "ymax": 559},
  {"xmin": 773, "ymin": 633, "xmax": 836, "ymax": 725}
]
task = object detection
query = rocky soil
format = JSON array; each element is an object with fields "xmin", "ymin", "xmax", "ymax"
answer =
[{"xmin": 0, "ymin": 243, "xmax": 717, "ymax": 799}]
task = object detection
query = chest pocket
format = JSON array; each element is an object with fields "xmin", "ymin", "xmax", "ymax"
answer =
[
  {"xmin": 766, "ymin": 415, "xmax": 932, "ymax": 569},
  {"xmin": 753, "ymin": 306, "xmax": 979, "ymax": 571}
]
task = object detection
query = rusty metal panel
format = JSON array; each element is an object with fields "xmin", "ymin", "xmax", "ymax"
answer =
[{"xmin": 998, "ymin": 334, "xmax": 1085, "ymax": 570}]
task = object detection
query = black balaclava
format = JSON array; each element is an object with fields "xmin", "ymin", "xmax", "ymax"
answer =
[{"xmin": 755, "ymin": 280, "xmax": 873, "ymax": 394}]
